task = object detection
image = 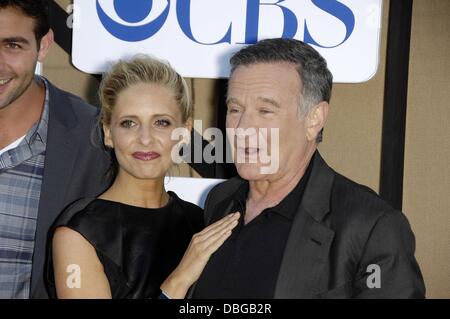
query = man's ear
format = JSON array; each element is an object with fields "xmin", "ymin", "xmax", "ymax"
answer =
[
  {"xmin": 103, "ymin": 123, "xmax": 114, "ymax": 149},
  {"xmin": 306, "ymin": 101, "xmax": 329, "ymax": 142},
  {"xmin": 37, "ymin": 29, "xmax": 54, "ymax": 62}
]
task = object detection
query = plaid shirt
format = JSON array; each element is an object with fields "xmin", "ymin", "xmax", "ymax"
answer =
[{"xmin": 0, "ymin": 78, "xmax": 49, "ymax": 298}]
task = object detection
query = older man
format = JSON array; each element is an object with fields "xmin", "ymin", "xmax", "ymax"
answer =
[{"xmin": 191, "ymin": 38, "xmax": 425, "ymax": 298}]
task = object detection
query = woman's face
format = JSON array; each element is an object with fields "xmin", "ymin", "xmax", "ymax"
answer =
[{"xmin": 103, "ymin": 82, "xmax": 190, "ymax": 181}]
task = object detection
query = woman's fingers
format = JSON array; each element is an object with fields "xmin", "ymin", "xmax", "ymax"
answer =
[
  {"xmin": 202, "ymin": 220, "xmax": 238, "ymax": 255},
  {"xmin": 190, "ymin": 215, "xmax": 239, "ymax": 261},
  {"xmin": 160, "ymin": 213, "xmax": 240, "ymax": 297},
  {"xmin": 194, "ymin": 213, "xmax": 240, "ymax": 242},
  {"xmin": 196, "ymin": 212, "xmax": 239, "ymax": 236}
]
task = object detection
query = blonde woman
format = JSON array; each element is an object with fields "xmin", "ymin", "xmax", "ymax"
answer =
[{"xmin": 45, "ymin": 56, "xmax": 239, "ymax": 299}]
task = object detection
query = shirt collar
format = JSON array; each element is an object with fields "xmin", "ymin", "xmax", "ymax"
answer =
[
  {"xmin": 25, "ymin": 76, "xmax": 49, "ymax": 148},
  {"xmin": 232, "ymin": 151, "xmax": 316, "ymax": 221},
  {"xmin": 271, "ymin": 153, "xmax": 315, "ymax": 220}
]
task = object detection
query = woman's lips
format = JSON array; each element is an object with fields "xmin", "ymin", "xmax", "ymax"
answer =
[{"xmin": 132, "ymin": 152, "xmax": 161, "ymax": 161}]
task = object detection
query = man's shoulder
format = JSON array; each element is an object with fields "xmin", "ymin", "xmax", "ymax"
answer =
[
  {"xmin": 44, "ymin": 80, "xmax": 109, "ymax": 174},
  {"xmin": 207, "ymin": 176, "xmax": 244, "ymax": 201},
  {"xmin": 327, "ymin": 171, "xmax": 397, "ymax": 234},
  {"xmin": 332, "ymin": 172, "xmax": 392, "ymax": 212},
  {"xmin": 172, "ymin": 193, "xmax": 205, "ymax": 231},
  {"xmin": 203, "ymin": 177, "xmax": 244, "ymax": 219},
  {"xmin": 47, "ymin": 81, "xmax": 99, "ymax": 117}
]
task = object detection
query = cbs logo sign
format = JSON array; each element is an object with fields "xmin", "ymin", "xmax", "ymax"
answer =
[{"xmin": 95, "ymin": 0, "xmax": 355, "ymax": 47}]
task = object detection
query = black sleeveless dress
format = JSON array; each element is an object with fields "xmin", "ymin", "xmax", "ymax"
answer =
[{"xmin": 45, "ymin": 192, "xmax": 203, "ymax": 299}]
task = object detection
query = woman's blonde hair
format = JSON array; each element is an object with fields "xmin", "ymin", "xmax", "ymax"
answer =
[
  {"xmin": 97, "ymin": 55, "xmax": 192, "ymax": 181},
  {"xmin": 99, "ymin": 55, "xmax": 192, "ymax": 126}
]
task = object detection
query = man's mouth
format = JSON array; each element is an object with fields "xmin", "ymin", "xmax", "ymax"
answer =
[
  {"xmin": 0, "ymin": 78, "xmax": 12, "ymax": 86},
  {"xmin": 237, "ymin": 147, "xmax": 260, "ymax": 156},
  {"xmin": 244, "ymin": 147, "xmax": 259, "ymax": 155}
]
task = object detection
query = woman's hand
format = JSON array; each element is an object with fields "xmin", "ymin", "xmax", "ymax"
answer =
[{"xmin": 160, "ymin": 212, "xmax": 240, "ymax": 298}]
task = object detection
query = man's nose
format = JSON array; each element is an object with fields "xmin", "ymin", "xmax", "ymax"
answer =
[
  {"xmin": 235, "ymin": 110, "xmax": 255, "ymax": 130},
  {"xmin": 234, "ymin": 111, "xmax": 260, "ymax": 145}
]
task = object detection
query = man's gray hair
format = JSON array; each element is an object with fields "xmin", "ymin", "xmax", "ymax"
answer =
[{"xmin": 230, "ymin": 38, "xmax": 333, "ymax": 143}]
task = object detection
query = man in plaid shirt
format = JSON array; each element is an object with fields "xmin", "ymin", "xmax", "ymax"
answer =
[{"xmin": 0, "ymin": 0, "xmax": 110, "ymax": 298}]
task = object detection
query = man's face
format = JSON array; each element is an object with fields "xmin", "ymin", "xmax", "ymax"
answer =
[
  {"xmin": 226, "ymin": 62, "xmax": 311, "ymax": 182},
  {"xmin": 0, "ymin": 7, "xmax": 45, "ymax": 110}
]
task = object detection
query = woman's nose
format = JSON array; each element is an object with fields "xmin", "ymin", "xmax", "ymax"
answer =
[{"xmin": 138, "ymin": 126, "xmax": 154, "ymax": 146}]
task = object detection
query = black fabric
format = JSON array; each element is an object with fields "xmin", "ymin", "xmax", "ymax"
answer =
[
  {"xmin": 193, "ymin": 155, "xmax": 313, "ymax": 298},
  {"xmin": 190, "ymin": 152, "xmax": 425, "ymax": 299},
  {"xmin": 46, "ymin": 192, "xmax": 203, "ymax": 299}
]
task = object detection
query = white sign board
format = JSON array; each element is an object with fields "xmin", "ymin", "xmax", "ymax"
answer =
[{"xmin": 72, "ymin": 0, "xmax": 383, "ymax": 83}]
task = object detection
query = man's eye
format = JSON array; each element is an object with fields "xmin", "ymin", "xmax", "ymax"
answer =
[
  {"xmin": 260, "ymin": 109, "xmax": 273, "ymax": 115},
  {"xmin": 120, "ymin": 120, "xmax": 135, "ymax": 128},
  {"xmin": 155, "ymin": 119, "xmax": 171, "ymax": 127},
  {"xmin": 227, "ymin": 107, "xmax": 240, "ymax": 114},
  {"xmin": 5, "ymin": 43, "xmax": 21, "ymax": 49}
]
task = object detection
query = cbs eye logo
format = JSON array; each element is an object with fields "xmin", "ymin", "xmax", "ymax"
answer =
[{"xmin": 96, "ymin": 0, "xmax": 170, "ymax": 42}]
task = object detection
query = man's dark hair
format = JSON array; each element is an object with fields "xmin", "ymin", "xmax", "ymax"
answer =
[
  {"xmin": 230, "ymin": 38, "xmax": 333, "ymax": 142},
  {"xmin": 0, "ymin": 0, "xmax": 50, "ymax": 42}
]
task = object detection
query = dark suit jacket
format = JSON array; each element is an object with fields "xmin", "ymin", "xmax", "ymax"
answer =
[
  {"xmin": 192, "ymin": 152, "xmax": 425, "ymax": 298},
  {"xmin": 30, "ymin": 81, "xmax": 110, "ymax": 298}
]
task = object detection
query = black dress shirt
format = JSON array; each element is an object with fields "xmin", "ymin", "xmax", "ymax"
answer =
[{"xmin": 193, "ymin": 154, "xmax": 314, "ymax": 298}]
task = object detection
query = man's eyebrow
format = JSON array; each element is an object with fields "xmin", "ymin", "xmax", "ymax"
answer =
[
  {"xmin": 226, "ymin": 97, "xmax": 241, "ymax": 106},
  {"xmin": 2, "ymin": 37, "xmax": 31, "ymax": 45},
  {"xmin": 226, "ymin": 97, "xmax": 281, "ymax": 108},
  {"xmin": 257, "ymin": 97, "xmax": 281, "ymax": 108}
]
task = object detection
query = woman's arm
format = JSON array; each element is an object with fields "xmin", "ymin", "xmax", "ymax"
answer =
[
  {"xmin": 52, "ymin": 227, "xmax": 112, "ymax": 299},
  {"xmin": 160, "ymin": 212, "xmax": 240, "ymax": 298}
]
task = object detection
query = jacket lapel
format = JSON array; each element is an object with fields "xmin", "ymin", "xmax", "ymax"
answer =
[
  {"xmin": 274, "ymin": 152, "xmax": 336, "ymax": 298},
  {"xmin": 30, "ymin": 83, "xmax": 80, "ymax": 297}
]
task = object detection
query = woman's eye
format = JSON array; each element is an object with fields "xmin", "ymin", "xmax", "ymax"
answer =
[
  {"xmin": 155, "ymin": 119, "xmax": 171, "ymax": 127},
  {"xmin": 120, "ymin": 120, "xmax": 135, "ymax": 128}
]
